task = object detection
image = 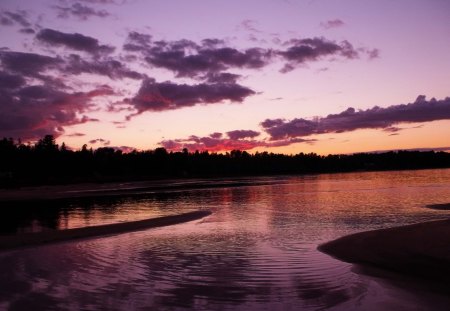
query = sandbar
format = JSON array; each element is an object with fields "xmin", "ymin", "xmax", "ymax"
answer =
[
  {"xmin": 425, "ymin": 203, "xmax": 450, "ymax": 210},
  {"xmin": 0, "ymin": 210, "xmax": 211, "ymax": 251},
  {"xmin": 318, "ymin": 219, "xmax": 450, "ymax": 284}
]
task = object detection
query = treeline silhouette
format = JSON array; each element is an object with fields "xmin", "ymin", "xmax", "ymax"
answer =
[{"xmin": 1, "ymin": 135, "xmax": 449, "ymax": 188}]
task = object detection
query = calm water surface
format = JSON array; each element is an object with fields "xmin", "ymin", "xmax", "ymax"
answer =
[{"xmin": 1, "ymin": 169, "xmax": 450, "ymax": 310}]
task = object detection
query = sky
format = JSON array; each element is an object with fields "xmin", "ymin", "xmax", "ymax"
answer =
[{"xmin": 0, "ymin": 0, "xmax": 449, "ymax": 154}]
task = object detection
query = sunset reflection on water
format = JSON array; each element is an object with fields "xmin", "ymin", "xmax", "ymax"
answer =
[{"xmin": 1, "ymin": 169, "xmax": 450, "ymax": 310}]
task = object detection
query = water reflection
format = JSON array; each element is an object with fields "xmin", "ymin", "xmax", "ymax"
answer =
[{"xmin": 0, "ymin": 169, "xmax": 450, "ymax": 310}]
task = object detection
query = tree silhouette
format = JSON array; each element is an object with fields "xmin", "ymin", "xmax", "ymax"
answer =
[{"xmin": 0, "ymin": 135, "xmax": 449, "ymax": 188}]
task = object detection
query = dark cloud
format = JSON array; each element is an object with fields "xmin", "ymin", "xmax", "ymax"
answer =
[
  {"xmin": 124, "ymin": 32, "xmax": 271, "ymax": 79},
  {"xmin": 77, "ymin": 0, "xmax": 126, "ymax": 4},
  {"xmin": 0, "ymin": 71, "xmax": 26, "ymax": 89},
  {"xmin": 89, "ymin": 138, "xmax": 110, "ymax": 145},
  {"xmin": 0, "ymin": 81, "xmax": 109, "ymax": 140},
  {"xmin": 126, "ymin": 78, "xmax": 255, "ymax": 114},
  {"xmin": 226, "ymin": 130, "xmax": 260, "ymax": 140},
  {"xmin": 201, "ymin": 38, "xmax": 225, "ymax": 48},
  {"xmin": 124, "ymin": 31, "xmax": 375, "ymax": 77},
  {"xmin": 160, "ymin": 135, "xmax": 264, "ymax": 152},
  {"xmin": 66, "ymin": 132, "xmax": 86, "ymax": 137},
  {"xmin": 262, "ymin": 96, "xmax": 450, "ymax": 140},
  {"xmin": 209, "ymin": 132, "xmax": 223, "ymax": 139},
  {"xmin": 320, "ymin": 19, "xmax": 345, "ymax": 29},
  {"xmin": 267, "ymin": 137, "xmax": 317, "ymax": 147},
  {"xmin": 278, "ymin": 37, "xmax": 358, "ymax": 72},
  {"xmin": 53, "ymin": 3, "xmax": 110, "ymax": 20},
  {"xmin": 0, "ymin": 51, "xmax": 62, "ymax": 78},
  {"xmin": 1, "ymin": 50, "xmax": 142, "ymax": 84},
  {"xmin": 145, "ymin": 43, "xmax": 271, "ymax": 78},
  {"xmin": 383, "ymin": 126, "xmax": 401, "ymax": 133},
  {"xmin": 160, "ymin": 132, "xmax": 315, "ymax": 152},
  {"xmin": 36, "ymin": 28, "xmax": 114, "ymax": 55},
  {"xmin": 0, "ymin": 10, "xmax": 31, "ymax": 28},
  {"xmin": 123, "ymin": 31, "xmax": 152, "ymax": 52},
  {"xmin": 19, "ymin": 28, "xmax": 36, "ymax": 34},
  {"xmin": 0, "ymin": 48, "xmax": 129, "ymax": 140},
  {"xmin": 203, "ymin": 72, "xmax": 241, "ymax": 83},
  {"xmin": 65, "ymin": 54, "xmax": 144, "ymax": 80}
]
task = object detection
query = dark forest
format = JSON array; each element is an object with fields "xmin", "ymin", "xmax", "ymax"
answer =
[{"xmin": 1, "ymin": 135, "xmax": 449, "ymax": 188}]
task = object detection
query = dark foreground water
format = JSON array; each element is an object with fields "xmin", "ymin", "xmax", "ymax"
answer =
[{"xmin": 1, "ymin": 169, "xmax": 450, "ymax": 310}]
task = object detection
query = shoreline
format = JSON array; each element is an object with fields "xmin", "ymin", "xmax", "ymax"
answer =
[
  {"xmin": 0, "ymin": 210, "xmax": 211, "ymax": 251},
  {"xmin": 1, "ymin": 168, "xmax": 449, "ymax": 204},
  {"xmin": 0, "ymin": 178, "xmax": 275, "ymax": 204},
  {"xmin": 318, "ymin": 218, "xmax": 450, "ymax": 285}
]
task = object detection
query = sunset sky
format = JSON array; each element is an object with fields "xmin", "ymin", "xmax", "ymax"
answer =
[{"xmin": 1, "ymin": 0, "xmax": 449, "ymax": 154}]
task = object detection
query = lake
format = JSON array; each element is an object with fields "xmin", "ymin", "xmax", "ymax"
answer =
[{"xmin": 1, "ymin": 169, "xmax": 450, "ymax": 310}]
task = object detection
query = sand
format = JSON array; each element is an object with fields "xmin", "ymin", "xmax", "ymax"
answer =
[
  {"xmin": 318, "ymin": 219, "xmax": 450, "ymax": 284},
  {"xmin": 0, "ymin": 210, "xmax": 211, "ymax": 251}
]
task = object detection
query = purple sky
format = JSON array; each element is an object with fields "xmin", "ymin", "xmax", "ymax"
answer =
[{"xmin": 0, "ymin": 0, "xmax": 449, "ymax": 154}]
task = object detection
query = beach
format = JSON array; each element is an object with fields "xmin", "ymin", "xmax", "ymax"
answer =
[{"xmin": 319, "ymin": 218, "xmax": 450, "ymax": 285}]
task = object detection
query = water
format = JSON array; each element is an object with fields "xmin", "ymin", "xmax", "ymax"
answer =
[{"xmin": 1, "ymin": 169, "xmax": 450, "ymax": 310}]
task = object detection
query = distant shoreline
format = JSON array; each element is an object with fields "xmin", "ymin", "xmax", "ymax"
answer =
[
  {"xmin": 0, "ymin": 210, "xmax": 211, "ymax": 251},
  {"xmin": 2, "ymin": 137, "xmax": 449, "ymax": 190},
  {"xmin": 1, "ymin": 167, "xmax": 449, "ymax": 204},
  {"xmin": 318, "ymin": 218, "xmax": 450, "ymax": 285},
  {"xmin": 0, "ymin": 177, "xmax": 275, "ymax": 204}
]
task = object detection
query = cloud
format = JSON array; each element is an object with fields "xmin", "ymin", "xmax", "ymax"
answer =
[
  {"xmin": 36, "ymin": 28, "xmax": 114, "ymax": 55},
  {"xmin": 124, "ymin": 32, "xmax": 272, "ymax": 79},
  {"xmin": 278, "ymin": 37, "xmax": 359, "ymax": 72},
  {"xmin": 240, "ymin": 19, "xmax": 262, "ymax": 33},
  {"xmin": 0, "ymin": 51, "xmax": 62, "ymax": 78},
  {"xmin": 0, "ymin": 52, "xmax": 113, "ymax": 139},
  {"xmin": 1, "ymin": 49, "xmax": 142, "ymax": 86},
  {"xmin": 226, "ymin": 130, "xmax": 260, "ymax": 140},
  {"xmin": 0, "ymin": 79, "xmax": 108, "ymax": 140},
  {"xmin": 209, "ymin": 132, "xmax": 222, "ymax": 139},
  {"xmin": 123, "ymin": 31, "xmax": 152, "ymax": 52},
  {"xmin": 19, "ymin": 28, "xmax": 35, "ymax": 34},
  {"xmin": 65, "ymin": 54, "xmax": 144, "ymax": 80},
  {"xmin": 124, "ymin": 31, "xmax": 376, "ymax": 78},
  {"xmin": 89, "ymin": 138, "xmax": 110, "ymax": 145},
  {"xmin": 363, "ymin": 48, "xmax": 380, "ymax": 60},
  {"xmin": 160, "ymin": 131, "xmax": 316, "ymax": 152},
  {"xmin": 262, "ymin": 96, "xmax": 450, "ymax": 140},
  {"xmin": 145, "ymin": 43, "xmax": 271, "ymax": 79},
  {"xmin": 0, "ymin": 71, "xmax": 26, "ymax": 89},
  {"xmin": 77, "ymin": 0, "xmax": 127, "ymax": 4},
  {"xmin": 320, "ymin": 19, "xmax": 345, "ymax": 29},
  {"xmin": 160, "ymin": 134, "xmax": 265, "ymax": 152},
  {"xmin": 0, "ymin": 10, "xmax": 31, "ymax": 28},
  {"xmin": 66, "ymin": 132, "xmax": 86, "ymax": 137},
  {"xmin": 53, "ymin": 3, "xmax": 110, "ymax": 20},
  {"xmin": 125, "ymin": 78, "xmax": 255, "ymax": 115},
  {"xmin": 203, "ymin": 72, "xmax": 241, "ymax": 83}
]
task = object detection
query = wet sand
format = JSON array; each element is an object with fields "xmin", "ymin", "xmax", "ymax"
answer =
[
  {"xmin": 318, "ymin": 219, "xmax": 450, "ymax": 284},
  {"xmin": 0, "ymin": 210, "xmax": 211, "ymax": 251}
]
